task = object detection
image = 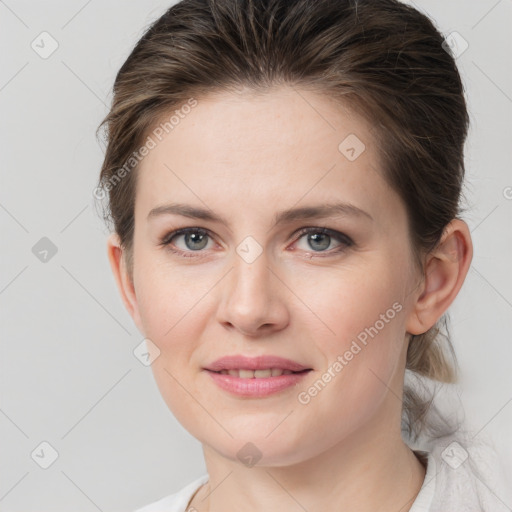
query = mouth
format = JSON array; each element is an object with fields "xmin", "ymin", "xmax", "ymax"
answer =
[
  {"xmin": 203, "ymin": 354, "xmax": 312, "ymax": 373},
  {"xmin": 206, "ymin": 368, "xmax": 312, "ymax": 378},
  {"xmin": 204, "ymin": 367, "xmax": 313, "ymax": 397},
  {"xmin": 202, "ymin": 355, "xmax": 313, "ymax": 396}
]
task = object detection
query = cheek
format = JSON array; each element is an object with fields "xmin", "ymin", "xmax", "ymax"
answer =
[
  {"xmin": 313, "ymin": 262, "xmax": 405, "ymax": 346},
  {"xmin": 132, "ymin": 254, "xmax": 215, "ymax": 395},
  {"xmin": 309, "ymin": 265, "xmax": 406, "ymax": 397},
  {"xmin": 133, "ymin": 251, "xmax": 213, "ymax": 342},
  {"xmin": 135, "ymin": 274, "xmax": 206, "ymax": 420},
  {"xmin": 291, "ymin": 279, "xmax": 406, "ymax": 447}
]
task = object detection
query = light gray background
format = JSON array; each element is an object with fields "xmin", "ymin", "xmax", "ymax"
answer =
[{"xmin": 1, "ymin": 1, "xmax": 511, "ymax": 510}]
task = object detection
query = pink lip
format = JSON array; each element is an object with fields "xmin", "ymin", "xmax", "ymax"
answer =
[
  {"xmin": 204, "ymin": 370, "xmax": 311, "ymax": 397},
  {"xmin": 202, "ymin": 354, "xmax": 312, "ymax": 398},
  {"xmin": 203, "ymin": 354, "xmax": 311, "ymax": 372}
]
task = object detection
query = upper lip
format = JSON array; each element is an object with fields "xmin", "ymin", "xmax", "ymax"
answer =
[{"xmin": 203, "ymin": 355, "xmax": 311, "ymax": 372}]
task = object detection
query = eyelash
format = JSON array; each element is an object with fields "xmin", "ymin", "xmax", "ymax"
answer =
[{"xmin": 158, "ymin": 226, "xmax": 354, "ymax": 259}]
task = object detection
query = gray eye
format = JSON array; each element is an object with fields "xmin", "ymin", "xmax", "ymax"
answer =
[
  {"xmin": 180, "ymin": 231, "xmax": 210, "ymax": 250},
  {"xmin": 306, "ymin": 232, "xmax": 331, "ymax": 251}
]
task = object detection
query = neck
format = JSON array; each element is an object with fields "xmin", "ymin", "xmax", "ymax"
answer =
[{"xmin": 189, "ymin": 402, "xmax": 426, "ymax": 512}]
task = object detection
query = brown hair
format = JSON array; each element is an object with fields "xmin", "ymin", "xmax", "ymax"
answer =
[{"xmin": 96, "ymin": 0, "xmax": 470, "ymax": 443}]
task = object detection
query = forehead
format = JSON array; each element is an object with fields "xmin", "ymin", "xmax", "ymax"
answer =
[{"xmin": 135, "ymin": 86, "xmax": 404, "ymax": 230}]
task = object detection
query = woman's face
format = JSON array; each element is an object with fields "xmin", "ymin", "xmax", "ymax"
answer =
[{"xmin": 116, "ymin": 86, "xmax": 423, "ymax": 466}]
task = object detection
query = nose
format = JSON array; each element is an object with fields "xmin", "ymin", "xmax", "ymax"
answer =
[{"xmin": 215, "ymin": 250, "xmax": 290, "ymax": 337}]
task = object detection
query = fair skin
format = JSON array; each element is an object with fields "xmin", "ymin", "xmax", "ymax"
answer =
[{"xmin": 107, "ymin": 86, "xmax": 472, "ymax": 512}]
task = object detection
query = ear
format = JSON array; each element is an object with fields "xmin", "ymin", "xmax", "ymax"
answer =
[
  {"xmin": 106, "ymin": 232, "xmax": 144, "ymax": 334},
  {"xmin": 406, "ymin": 219, "xmax": 473, "ymax": 336}
]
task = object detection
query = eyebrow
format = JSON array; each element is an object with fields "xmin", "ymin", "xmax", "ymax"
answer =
[{"xmin": 147, "ymin": 201, "xmax": 373, "ymax": 227}]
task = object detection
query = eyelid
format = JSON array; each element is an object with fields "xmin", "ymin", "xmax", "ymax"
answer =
[
  {"xmin": 291, "ymin": 226, "xmax": 353, "ymax": 254},
  {"xmin": 160, "ymin": 227, "xmax": 212, "ymax": 246},
  {"xmin": 159, "ymin": 227, "xmax": 217, "ymax": 257},
  {"xmin": 159, "ymin": 225, "xmax": 353, "ymax": 257},
  {"xmin": 292, "ymin": 226, "xmax": 353, "ymax": 244}
]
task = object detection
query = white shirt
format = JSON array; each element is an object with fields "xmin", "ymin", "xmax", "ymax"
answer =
[{"xmin": 133, "ymin": 443, "xmax": 511, "ymax": 512}]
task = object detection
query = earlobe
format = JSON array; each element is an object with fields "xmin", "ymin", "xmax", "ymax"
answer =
[
  {"xmin": 406, "ymin": 219, "xmax": 473, "ymax": 336},
  {"xmin": 106, "ymin": 232, "xmax": 143, "ymax": 331}
]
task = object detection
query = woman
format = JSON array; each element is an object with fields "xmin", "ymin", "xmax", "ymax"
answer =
[{"xmin": 96, "ymin": 0, "xmax": 507, "ymax": 510}]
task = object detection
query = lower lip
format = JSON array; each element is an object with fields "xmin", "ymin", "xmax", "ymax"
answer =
[{"xmin": 204, "ymin": 370, "xmax": 311, "ymax": 397}]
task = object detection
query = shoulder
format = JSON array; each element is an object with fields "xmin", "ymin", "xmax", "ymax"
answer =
[
  {"xmin": 133, "ymin": 474, "xmax": 209, "ymax": 512},
  {"xmin": 412, "ymin": 434, "xmax": 512, "ymax": 512}
]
